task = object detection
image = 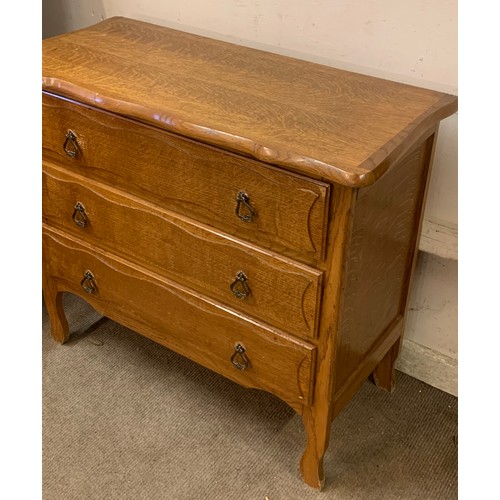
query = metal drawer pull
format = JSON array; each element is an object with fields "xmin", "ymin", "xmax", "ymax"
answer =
[
  {"xmin": 235, "ymin": 191, "xmax": 255, "ymax": 222},
  {"xmin": 230, "ymin": 271, "xmax": 251, "ymax": 299},
  {"xmin": 231, "ymin": 344, "xmax": 249, "ymax": 371},
  {"xmin": 80, "ymin": 270, "xmax": 97, "ymax": 294},
  {"xmin": 72, "ymin": 202, "xmax": 88, "ymax": 227},
  {"xmin": 63, "ymin": 130, "xmax": 79, "ymax": 158}
]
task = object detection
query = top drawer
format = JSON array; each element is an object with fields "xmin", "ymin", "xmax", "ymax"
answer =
[{"xmin": 42, "ymin": 93, "xmax": 330, "ymax": 263}]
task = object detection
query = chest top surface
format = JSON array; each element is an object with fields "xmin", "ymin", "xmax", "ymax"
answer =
[{"xmin": 42, "ymin": 16, "xmax": 457, "ymax": 187}]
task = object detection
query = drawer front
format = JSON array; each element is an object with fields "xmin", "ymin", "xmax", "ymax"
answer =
[
  {"xmin": 42, "ymin": 92, "xmax": 330, "ymax": 263},
  {"xmin": 42, "ymin": 228, "xmax": 316, "ymax": 407},
  {"xmin": 43, "ymin": 164, "xmax": 323, "ymax": 339}
]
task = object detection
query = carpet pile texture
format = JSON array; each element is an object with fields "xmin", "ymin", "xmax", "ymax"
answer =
[{"xmin": 43, "ymin": 293, "xmax": 458, "ymax": 499}]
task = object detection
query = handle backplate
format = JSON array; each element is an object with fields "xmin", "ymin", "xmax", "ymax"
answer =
[
  {"xmin": 235, "ymin": 191, "xmax": 255, "ymax": 222},
  {"xmin": 231, "ymin": 343, "xmax": 249, "ymax": 371},
  {"xmin": 72, "ymin": 202, "xmax": 88, "ymax": 228},
  {"xmin": 230, "ymin": 271, "xmax": 251, "ymax": 299},
  {"xmin": 63, "ymin": 130, "xmax": 79, "ymax": 158},
  {"xmin": 80, "ymin": 270, "xmax": 97, "ymax": 295}
]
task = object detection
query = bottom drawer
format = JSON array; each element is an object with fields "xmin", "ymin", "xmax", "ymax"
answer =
[{"xmin": 42, "ymin": 227, "xmax": 316, "ymax": 407}]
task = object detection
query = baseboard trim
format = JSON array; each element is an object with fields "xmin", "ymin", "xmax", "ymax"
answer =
[
  {"xmin": 419, "ymin": 219, "xmax": 457, "ymax": 260},
  {"xmin": 396, "ymin": 338, "xmax": 457, "ymax": 396}
]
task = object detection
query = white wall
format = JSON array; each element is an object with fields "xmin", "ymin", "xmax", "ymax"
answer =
[
  {"xmin": 42, "ymin": 0, "xmax": 458, "ymax": 394},
  {"xmin": 42, "ymin": 0, "xmax": 105, "ymax": 39}
]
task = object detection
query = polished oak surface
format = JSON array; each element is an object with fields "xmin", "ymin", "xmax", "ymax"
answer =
[
  {"xmin": 334, "ymin": 135, "xmax": 434, "ymax": 392},
  {"xmin": 42, "ymin": 17, "xmax": 457, "ymax": 491},
  {"xmin": 43, "ymin": 227, "xmax": 316, "ymax": 408},
  {"xmin": 42, "ymin": 17, "xmax": 457, "ymax": 187},
  {"xmin": 42, "ymin": 163, "xmax": 323, "ymax": 339},
  {"xmin": 42, "ymin": 92, "xmax": 330, "ymax": 263}
]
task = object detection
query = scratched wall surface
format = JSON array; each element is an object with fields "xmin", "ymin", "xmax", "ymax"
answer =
[
  {"xmin": 406, "ymin": 252, "xmax": 458, "ymax": 358},
  {"xmin": 42, "ymin": 0, "xmax": 105, "ymax": 39},
  {"xmin": 400, "ymin": 251, "xmax": 458, "ymax": 395}
]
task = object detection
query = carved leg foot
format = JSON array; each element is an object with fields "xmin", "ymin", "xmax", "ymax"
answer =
[
  {"xmin": 371, "ymin": 337, "xmax": 401, "ymax": 392},
  {"xmin": 43, "ymin": 277, "xmax": 69, "ymax": 344},
  {"xmin": 300, "ymin": 407, "xmax": 331, "ymax": 490}
]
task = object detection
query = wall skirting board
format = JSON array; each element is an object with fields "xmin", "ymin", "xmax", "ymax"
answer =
[
  {"xmin": 419, "ymin": 219, "xmax": 458, "ymax": 261},
  {"xmin": 397, "ymin": 219, "xmax": 458, "ymax": 396},
  {"xmin": 396, "ymin": 338, "xmax": 458, "ymax": 397}
]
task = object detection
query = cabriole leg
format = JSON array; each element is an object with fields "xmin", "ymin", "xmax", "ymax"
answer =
[
  {"xmin": 300, "ymin": 406, "xmax": 332, "ymax": 490},
  {"xmin": 371, "ymin": 337, "xmax": 401, "ymax": 392},
  {"xmin": 43, "ymin": 276, "xmax": 69, "ymax": 344}
]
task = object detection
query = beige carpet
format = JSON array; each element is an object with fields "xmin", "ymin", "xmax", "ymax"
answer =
[{"xmin": 43, "ymin": 293, "xmax": 457, "ymax": 500}]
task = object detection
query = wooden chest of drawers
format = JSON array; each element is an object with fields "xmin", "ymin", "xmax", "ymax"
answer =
[{"xmin": 42, "ymin": 17, "xmax": 457, "ymax": 490}]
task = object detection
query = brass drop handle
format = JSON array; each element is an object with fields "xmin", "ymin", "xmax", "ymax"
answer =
[
  {"xmin": 231, "ymin": 343, "xmax": 249, "ymax": 371},
  {"xmin": 72, "ymin": 202, "xmax": 88, "ymax": 228},
  {"xmin": 235, "ymin": 191, "xmax": 255, "ymax": 222},
  {"xmin": 230, "ymin": 271, "xmax": 251, "ymax": 299},
  {"xmin": 80, "ymin": 270, "xmax": 97, "ymax": 294},
  {"xmin": 63, "ymin": 130, "xmax": 79, "ymax": 158}
]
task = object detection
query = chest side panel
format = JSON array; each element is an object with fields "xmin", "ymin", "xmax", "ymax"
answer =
[{"xmin": 334, "ymin": 133, "xmax": 435, "ymax": 394}]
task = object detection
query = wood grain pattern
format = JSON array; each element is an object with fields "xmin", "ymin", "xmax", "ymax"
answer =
[
  {"xmin": 371, "ymin": 337, "xmax": 402, "ymax": 392},
  {"xmin": 42, "ymin": 17, "xmax": 457, "ymax": 187},
  {"xmin": 41, "ymin": 18, "xmax": 457, "ymax": 491},
  {"xmin": 332, "ymin": 316, "xmax": 404, "ymax": 420},
  {"xmin": 371, "ymin": 125, "xmax": 442, "ymax": 394},
  {"xmin": 333, "ymin": 133, "xmax": 435, "ymax": 395},
  {"xmin": 300, "ymin": 186, "xmax": 356, "ymax": 489},
  {"xmin": 42, "ymin": 226, "xmax": 316, "ymax": 408},
  {"xmin": 42, "ymin": 92, "xmax": 330, "ymax": 263},
  {"xmin": 42, "ymin": 269, "xmax": 69, "ymax": 344},
  {"xmin": 42, "ymin": 163, "xmax": 323, "ymax": 340}
]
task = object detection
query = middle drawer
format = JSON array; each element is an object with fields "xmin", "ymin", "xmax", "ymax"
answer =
[{"xmin": 42, "ymin": 163, "xmax": 323, "ymax": 340}]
